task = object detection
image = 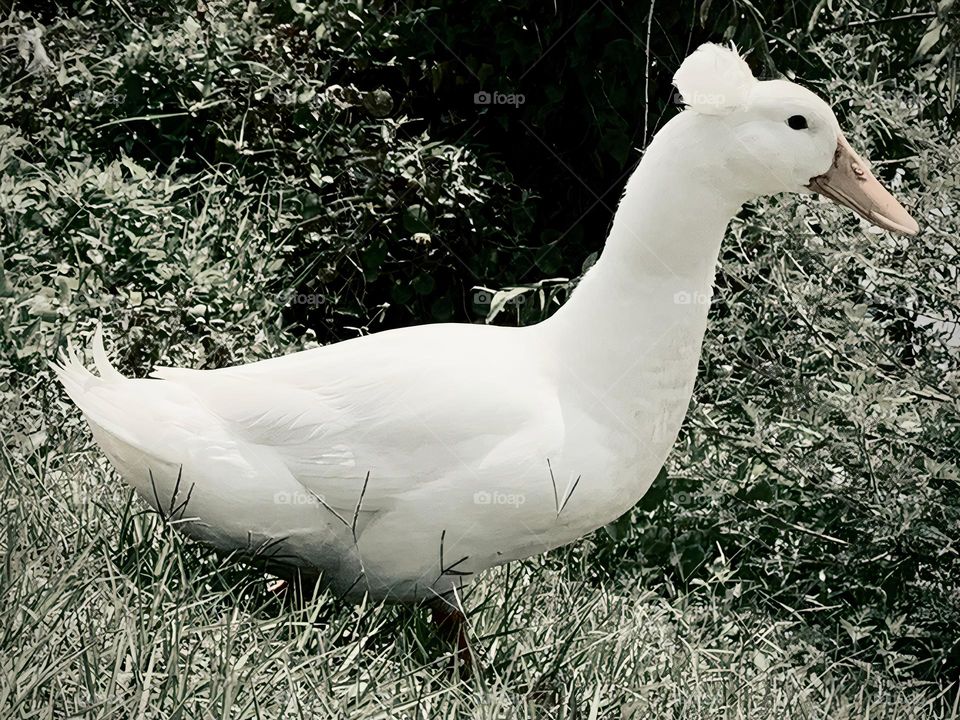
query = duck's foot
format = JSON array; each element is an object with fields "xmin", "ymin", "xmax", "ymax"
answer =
[
  {"xmin": 265, "ymin": 572, "xmax": 317, "ymax": 607},
  {"xmin": 431, "ymin": 603, "xmax": 475, "ymax": 675}
]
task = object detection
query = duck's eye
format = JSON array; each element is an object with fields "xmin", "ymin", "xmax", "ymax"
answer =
[{"xmin": 787, "ymin": 114, "xmax": 809, "ymax": 130}]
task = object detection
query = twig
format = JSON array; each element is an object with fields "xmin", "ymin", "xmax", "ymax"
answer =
[
  {"xmin": 436, "ymin": 529, "xmax": 472, "ymax": 583},
  {"xmin": 557, "ymin": 475, "xmax": 582, "ymax": 518},
  {"xmin": 822, "ymin": 11, "xmax": 937, "ymax": 32},
  {"xmin": 547, "ymin": 458, "xmax": 559, "ymax": 514},
  {"xmin": 642, "ymin": 0, "xmax": 655, "ymax": 148},
  {"xmin": 351, "ymin": 471, "xmax": 371, "ymax": 545}
]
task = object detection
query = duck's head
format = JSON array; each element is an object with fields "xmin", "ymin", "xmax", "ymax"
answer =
[{"xmin": 673, "ymin": 43, "xmax": 918, "ymax": 235}]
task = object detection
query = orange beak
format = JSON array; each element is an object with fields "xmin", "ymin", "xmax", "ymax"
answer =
[{"xmin": 807, "ymin": 135, "xmax": 919, "ymax": 236}]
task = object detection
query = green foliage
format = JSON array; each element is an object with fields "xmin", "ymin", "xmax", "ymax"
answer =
[{"xmin": 1, "ymin": 0, "xmax": 958, "ymax": 697}]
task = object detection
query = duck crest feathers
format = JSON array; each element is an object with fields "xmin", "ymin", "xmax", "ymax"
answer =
[{"xmin": 672, "ymin": 42, "xmax": 756, "ymax": 116}]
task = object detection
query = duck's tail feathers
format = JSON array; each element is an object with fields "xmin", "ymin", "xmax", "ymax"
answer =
[
  {"xmin": 50, "ymin": 326, "xmax": 189, "ymax": 495},
  {"xmin": 50, "ymin": 323, "xmax": 129, "ymax": 416}
]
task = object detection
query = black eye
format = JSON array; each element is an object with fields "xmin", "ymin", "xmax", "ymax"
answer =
[{"xmin": 787, "ymin": 114, "xmax": 809, "ymax": 130}]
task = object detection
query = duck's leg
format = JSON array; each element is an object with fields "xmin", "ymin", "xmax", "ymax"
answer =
[
  {"xmin": 265, "ymin": 570, "xmax": 318, "ymax": 607},
  {"xmin": 431, "ymin": 602, "xmax": 474, "ymax": 673}
]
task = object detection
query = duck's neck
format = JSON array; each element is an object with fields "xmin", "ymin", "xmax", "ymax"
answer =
[{"xmin": 543, "ymin": 112, "xmax": 754, "ymax": 422}]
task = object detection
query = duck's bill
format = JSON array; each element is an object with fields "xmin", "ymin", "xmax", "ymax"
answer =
[{"xmin": 806, "ymin": 134, "xmax": 919, "ymax": 236}]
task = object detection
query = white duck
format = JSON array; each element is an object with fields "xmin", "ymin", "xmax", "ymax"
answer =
[{"xmin": 54, "ymin": 44, "xmax": 917, "ymax": 642}]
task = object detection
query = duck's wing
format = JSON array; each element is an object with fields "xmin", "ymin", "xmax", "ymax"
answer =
[{"xmin": 151, "ymin": 324, "xmax": 563, "ymax": 514}]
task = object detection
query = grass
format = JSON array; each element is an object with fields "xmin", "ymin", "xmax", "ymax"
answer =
[{"xmin": 1, "ymin": 433, "xmax": 957, "ymax": 719}]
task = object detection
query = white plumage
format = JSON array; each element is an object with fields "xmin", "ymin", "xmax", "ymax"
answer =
[{"xmin": 673, "ymin": 42, "xmax": 756, "ymax": 115}]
